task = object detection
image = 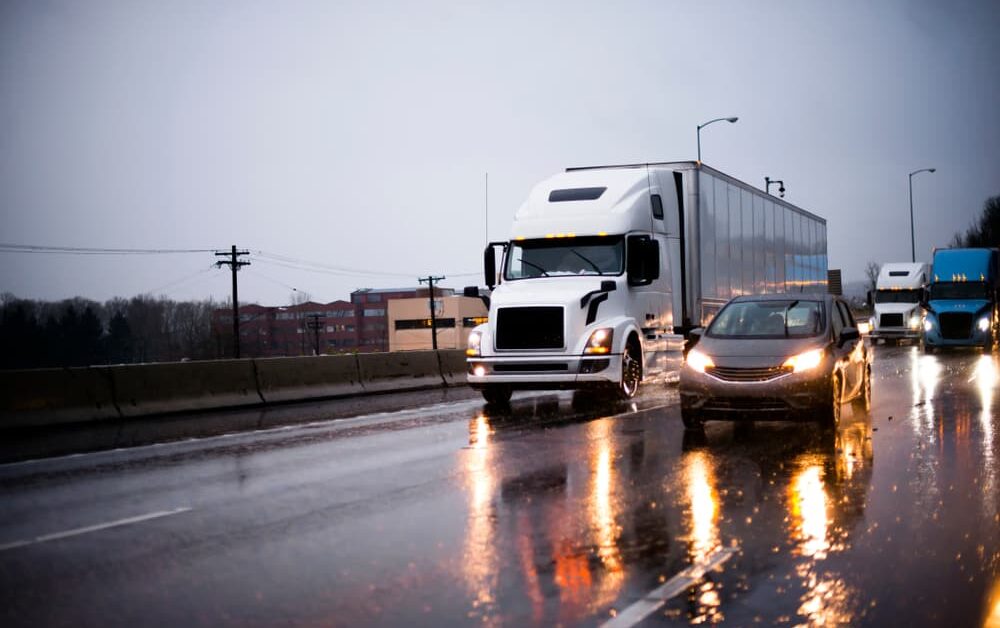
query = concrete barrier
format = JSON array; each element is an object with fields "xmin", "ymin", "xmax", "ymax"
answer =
[
  {"xmin": 0, "ymin": 367, "xmax": 119, "ymax": 428},
  {"xmin": 438, "ymin": 349, "xmax": 468, "ymax": 387},
  {"xmin": 358, "ymin": 350, "xmax": 445, "ymax": 393},
  {"xmin": 255, "ymin": 354, "xmax": 363, "ymax": 403},
  {"xmin": 110, "ymin": 359, "xmax": 262, "ymax": 418}
]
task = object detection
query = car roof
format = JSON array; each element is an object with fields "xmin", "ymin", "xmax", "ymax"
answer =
[{"xmin": 729, "ymin": 293, "xmax": 837, "ymax": 305}]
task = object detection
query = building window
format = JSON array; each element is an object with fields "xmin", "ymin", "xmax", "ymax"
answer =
[
  {"xmin": 367, "ymin": 294, "xmax": 382, "ymax": 303},
  {"xmin": 395, "ymin": 318, "xmax": 457, "ymax": 330},
  {"xmin": 363, "ymin": 308, "xmax": 385, "ymax": 317}
]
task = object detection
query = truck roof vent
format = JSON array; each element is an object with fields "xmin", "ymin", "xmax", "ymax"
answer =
[
  {"xmin": 549, "ymin": 187, "xmax": 606, "ymax": 202},
  {"xmin": 888, "ymin": 271, "xmax": 909, "ymax": 276}
]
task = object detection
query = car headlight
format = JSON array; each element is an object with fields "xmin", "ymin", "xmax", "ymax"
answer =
[
  {"xmin": 783, "ymin": 348, "xmax": 824, "ymax": 373},
  {"xmin": 686, "ymin": 348, "xmax": 714, "ymax": 373},
  {"xmin": 979, "ymin": 316, "xmax": 991, "ymax": 332},
  {"xmin": 584, "ymin": 328, "xmax": 614, "ymax": 354},
  {"xmin": 466, "ymin": 330, "xmax": 483, "ymax": 357},
  {"xmin": 909, "ymin": 315, "xmax": 922, "ymax": 330},
  {"xmin": 923, "ymin": 318, "xmax": 933, "ymax": 332}
]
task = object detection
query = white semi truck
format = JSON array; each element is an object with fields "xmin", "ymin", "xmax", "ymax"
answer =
[
  {"xmin": 466, "ymin": 162, "xmax": 828, "ymax": 404},
  {"xmin": 868, "ymin": 262, "xmax": 929, "ymax": 345}
]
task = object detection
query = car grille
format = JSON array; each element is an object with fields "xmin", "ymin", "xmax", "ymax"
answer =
[
  {"xmin": 880, "ymin": 313, "xmax": 904, "ymax": 327},
  {"xmin": 704, "ymin": 397, "xmax": 789, "ymax": 411},
  {"xmin": 939, "ymin": 312, "xmax": 973, "ymax": 339},
  {"xmin": 495, "ymin": 307, "xmax": 564, "ymax": 350},
  {"xmin": 705, "ymin": 365, "xmax": 793, "ymax": 382}
]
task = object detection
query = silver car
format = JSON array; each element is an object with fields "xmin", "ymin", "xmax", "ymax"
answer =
[{"xmin": 679, "ymin": 294, "xmax": 872, "ymax": 429}]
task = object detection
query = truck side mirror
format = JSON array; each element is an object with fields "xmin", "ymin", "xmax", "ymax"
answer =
[
  {"xmin": 627, "ymin": 237, "xmax": 660, "ymax": 286},
  {"xmin": 484, "ymin": 245, "xmax": 497, "ymax": 290}
]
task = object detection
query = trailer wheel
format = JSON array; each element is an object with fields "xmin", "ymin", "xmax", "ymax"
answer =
[
  {"xmin": 481, "ymin": 385, "xmax": 512, "ymax": 406},
  {"xmin": 615, "ymin": 338, "xmax": 642, "ymax": 400}
]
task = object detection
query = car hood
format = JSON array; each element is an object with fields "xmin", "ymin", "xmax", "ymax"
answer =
[{"xmin": 694, "ymin": 335, "xmax": 827, "ymax": 368}]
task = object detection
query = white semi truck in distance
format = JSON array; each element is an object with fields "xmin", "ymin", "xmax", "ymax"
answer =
[
  {"xmin": 868, "ymin": 262, "xmax": 929, "ymax": 345},
  {"xmin": 466, "ymin": 161, "xmax": 828, "ymax": 404}
]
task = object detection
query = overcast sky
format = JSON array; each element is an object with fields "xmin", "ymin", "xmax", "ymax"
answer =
[{"xmin": 2, "ymin": 0, "xmax": 999, "ymax": 306}]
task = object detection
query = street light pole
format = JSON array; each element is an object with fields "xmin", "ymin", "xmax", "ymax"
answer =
[
  {"xmin": 908, "ymin": 167, "xmax": 936, "ymax": 262},
  {"xmin": 696, "ymin": 116, "xmax": 739, "ymax": 165}
]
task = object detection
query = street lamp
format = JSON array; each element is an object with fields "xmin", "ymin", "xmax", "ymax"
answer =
[
  {"xmin": 696, "ymin": 117, "xmax": 738, "ymax": 165},
  {"xmin": 909, "ymin": 167, "xmax": 936, "ymax": 262}
]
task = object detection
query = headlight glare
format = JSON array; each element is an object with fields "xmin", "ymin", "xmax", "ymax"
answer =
[
  {"xmin": 923, "ymin": 319, "xmax": 933, "ymax": 332},
  {"xmin": 466, "ymin": 330, "xmax": 482, "ymax": 357},
  {"xmin": 979, "ymin": 316, "xmax": 991, "ymax": 332},
  {"xmin": 584, "ymin": 328, "xmax": 614, "ymax": 354},
  {"xmin": 783, "ymin": 348, "xmax": 824, "ymax": 373},
  {"xmin": 686, "ymin": 349, "xmax": 714, "ymax": 373},
  {"xmin": 909, "ymin": 315, "xmax": 921, "ymax": 330}
]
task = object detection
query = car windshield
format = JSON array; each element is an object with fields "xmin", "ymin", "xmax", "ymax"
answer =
[
  {"xmin": 875, "ymin": 289, "xmax": 921, "ymax": 304},
  {"xmin": 708, "ymin": 300, "xmax": 825, "ymax": 338},
  {"xmin": 504, "ymin": 236, "xmax": 624, "ymax": 279},
  {"xmin": 929, "ymin": 282, "xmax": 990, "ymax": 300}
]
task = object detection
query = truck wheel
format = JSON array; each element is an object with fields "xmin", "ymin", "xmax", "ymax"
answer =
[
  {"xmin": 481, "ymin": 385, "xmax": 512, "ymax": 405},
  {"xmin": 615, "ymin": 339, "xmax": 642, "ymax": 400},
  {"xmin": 681, "ymin": 407, "xmax": 703, "ymax": 430},
  {"xmin": 852, "ymin": 366, "xmax": 871, "ymax": 412},
  {"xmin": 923, "ymin": 344, "xmax": 935, "ymax": 354},
  {"xmin": 818, "ymin": 375, "xmax": 841, "ymax": 429}
]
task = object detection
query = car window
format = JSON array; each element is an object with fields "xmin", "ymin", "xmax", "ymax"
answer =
[
  {"xmin": 831, "ymin": 301, "xmax": 845, "ymax": 338},
  {"xmin": 837, "ymin": 301, "xmax": 856, "ymax": 328},
  {"xmin": 708, "ymin": 300, "xmax": 824, "ymax": 338}
]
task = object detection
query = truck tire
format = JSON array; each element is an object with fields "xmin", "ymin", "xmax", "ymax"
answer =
[
  {"xmin": 615, "ymin": 339, "xmax": 642, "ymax": 400},
  {"xmin": 481, "ymin": 385, "xmax": 512, "ymax": 406},
  {"xmin": 818, "ymin": 375, "xmax": 841, "ymax": 429}
]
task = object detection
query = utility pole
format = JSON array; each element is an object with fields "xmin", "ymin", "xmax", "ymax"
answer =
[
  {"xmin": 418, "ymin": 275, "xmax": 446, "ymax": 350},
  {"xmin": 306, "ymin": 313, "xmax": 324, "ymax": 355},
  {"xmin": 215, "ymin": 245, "xmax": 250, "ymax": 358}
]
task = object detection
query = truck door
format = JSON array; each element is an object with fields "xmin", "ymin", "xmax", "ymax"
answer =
[{"xmin": 627, "ymin": 232, "xmax": 667, "ymax": 376}]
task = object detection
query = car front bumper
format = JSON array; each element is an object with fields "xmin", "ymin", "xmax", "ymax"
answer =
[{"xmin": 679, "ymin": 366, "xmax": 831, "ymax": 420}]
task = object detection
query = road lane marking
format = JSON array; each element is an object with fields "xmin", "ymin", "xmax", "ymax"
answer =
[
  {"xmin": 600, "ymin": 547, "xmax": 737, "ymax": 628},
  {"xmin": 0, "ymin": 507, "xmax": 192, "ymax": 552}
]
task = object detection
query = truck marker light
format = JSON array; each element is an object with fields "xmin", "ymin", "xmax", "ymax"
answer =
[
  {"xmin": 598, "ymin": 232, "xmax": 607, "ymax": 237},
  {"xmin": 546, "ymin": 234, "xmax": 555, "ymax": 239},
  {"xmin": 686, "ymin": 349, "xmax": 714, "ymax": 373},
  {"xmin": 783, "ymin": 348, "xmax": 824, "ymax": 373},
  {"xmin": 516, "ymin": 236, "xmax": 525, "ymax": 241},
  {"xmin": 584, "ymin": 328, "xmax": 614, "ymax": 354},
  {"xmin": 979, "ymin": 317, "xmax": 991, "ymax": 332}
]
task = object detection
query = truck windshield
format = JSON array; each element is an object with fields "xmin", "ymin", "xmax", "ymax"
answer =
[
  {"xmin": 504, "ymin": 236, "xmax": 624, "ymax": 280},
  {"xmin": 875, "ymin": 289, "xmax": 921, "ymax": 304},
  {"xmin": 929, "ymin": 282, "xmax": 991, "ymax": 300},
  {"xmin": 708, "ymin": 300, "xmax": 825, "ymax": 338}
]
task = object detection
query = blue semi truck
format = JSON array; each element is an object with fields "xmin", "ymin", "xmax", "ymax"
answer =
[{"xmin": 923, "ymin": 248, "xmax": 1000, "ymax": 353}]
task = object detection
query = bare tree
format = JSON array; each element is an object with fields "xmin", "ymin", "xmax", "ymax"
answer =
[
  {"xmin": 952, "ymin": 196, "xmax": 1000, "ymax": 248},
  {"xmin": 864, "ymin": 261, "xmax": 880, "ymax": 300}
]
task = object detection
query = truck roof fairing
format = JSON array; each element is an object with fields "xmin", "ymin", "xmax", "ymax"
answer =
[
  {"xmin": 510, "ymin": 169, "xmax": 655, "ymax": 239},
  {"xmin": 877, "ymin": 263, "xmax": 929, "ymax": 289}
]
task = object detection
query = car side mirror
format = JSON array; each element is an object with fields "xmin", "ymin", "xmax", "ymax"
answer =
[
  {"xmin": 840, "ymin": 327, "xmax": 860, "ymax": 345},
  {"xmin": 685, "ymin": 327, "xmax": 705, "ymax": 354}
]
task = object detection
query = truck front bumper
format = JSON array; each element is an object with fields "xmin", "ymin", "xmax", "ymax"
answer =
[
  {"xmin": 870, "ymin": 327, "xmax": 921, "ymax": 340},
  {"xmin": 467, "ymin": 353, "xmax": 622, "ymax": 389}
]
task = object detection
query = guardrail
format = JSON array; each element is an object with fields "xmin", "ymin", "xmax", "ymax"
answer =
[{"xmin": 0, "ymin": 350, "xmax": 467, "ymax": 429}]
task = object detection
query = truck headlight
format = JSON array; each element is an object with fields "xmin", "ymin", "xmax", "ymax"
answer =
[
  {"xmin": 584, "ymin": 328, "xmax": 614, "ymax": 354},
  {"xmin": 909, "ymin": 315, "xmax": 922, "ymax": 330},
  {"xmin": 923, "ymin": 319, "xmax": 933, "ymax": 332},
  {"xmin": 466, "ymin": 330, "xmax": 483, "ymax": 357},
  {"xmin": 686, "ymin": 349, "xmax": 714, "ymax": 373},
  {"xmin": 979, "ymin": 316, "xmax": 991, "ymax": 332},
  {"xmin": 783, "ymin": 348, "xmax": 824, "ymax": 373}
]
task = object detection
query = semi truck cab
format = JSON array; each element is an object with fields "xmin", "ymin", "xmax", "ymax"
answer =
[
  {"xmin": 869, "ymin": 262, "xmax": 928, "ymax": 345},
  {"xmin": 923, "ymin": 248, "xmax": 1000, "ymax": 353}
]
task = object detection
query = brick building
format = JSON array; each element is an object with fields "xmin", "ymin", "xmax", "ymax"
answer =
[{"xmin": 212, "ymin": 286, "xmax": 453, "ymax": 357}]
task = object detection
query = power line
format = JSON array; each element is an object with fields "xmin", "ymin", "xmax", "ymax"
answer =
[
  {"xmin": 0, "ymin": 243, "xmax": 217, "ymax": 255},
  {"xmin": 146, "ymin": 265, "xmax": 219, "ymax": 296},
  {"xmin": 253, "ymin": 250, "xmax": 414, "ymax": 278}
]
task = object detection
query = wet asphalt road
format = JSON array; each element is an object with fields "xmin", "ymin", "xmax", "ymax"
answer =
[{"xmin": 1, "ymin": 345, "xmax": 999, "ymax": 627}]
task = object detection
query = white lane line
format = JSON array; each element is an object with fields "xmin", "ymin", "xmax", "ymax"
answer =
[
  {"xmin": 0, "ymin": 507, "xmax": 192, "ymax": 552},
  {"xmin": 601, "ymin": 547, "xmax": 738, "ymax": 628}
]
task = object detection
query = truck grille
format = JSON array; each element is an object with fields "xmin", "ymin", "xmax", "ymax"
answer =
[
  {"xmin": 706, "ymin": 365, "xmax": 793, "ymax": 382},
  {"xmin": 496, "ymin": 307, "xmax": 564, "ymax": 350},
  {"xmin": 880, "ymin": 313, "xmax": 904, "ymax": 327},
  {"xmin": 939, "ymin": 312, "xmax": 973, "ymax": 339}
]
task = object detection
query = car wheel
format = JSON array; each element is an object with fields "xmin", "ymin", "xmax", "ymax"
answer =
[
  {"xmin": 481, "ymin": 385, "xmax": 512, "ymax": 405},
  {"xmin": 819, "ymin": 375, "xmax": 841, "ymax": 429},
  {"xmin": 615, "ymin": 339, "xmax": 642, "ymax": 400},
  {"xmin": 681, "ymin": 407, "xmax": 703, "ymax": 430},
  {"xmin": 852, "ymin": 366, "xmax": 871, "ymax": 412}
]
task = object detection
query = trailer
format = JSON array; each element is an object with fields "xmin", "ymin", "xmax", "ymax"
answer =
[{"xmin": 466, "ymin": 162, "xmax": 828, "ymax": 403}]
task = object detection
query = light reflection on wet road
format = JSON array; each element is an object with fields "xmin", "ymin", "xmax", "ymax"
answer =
[{"xmin": 0, "ymin": 345, "xmax": 999, "ymax": 626}]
